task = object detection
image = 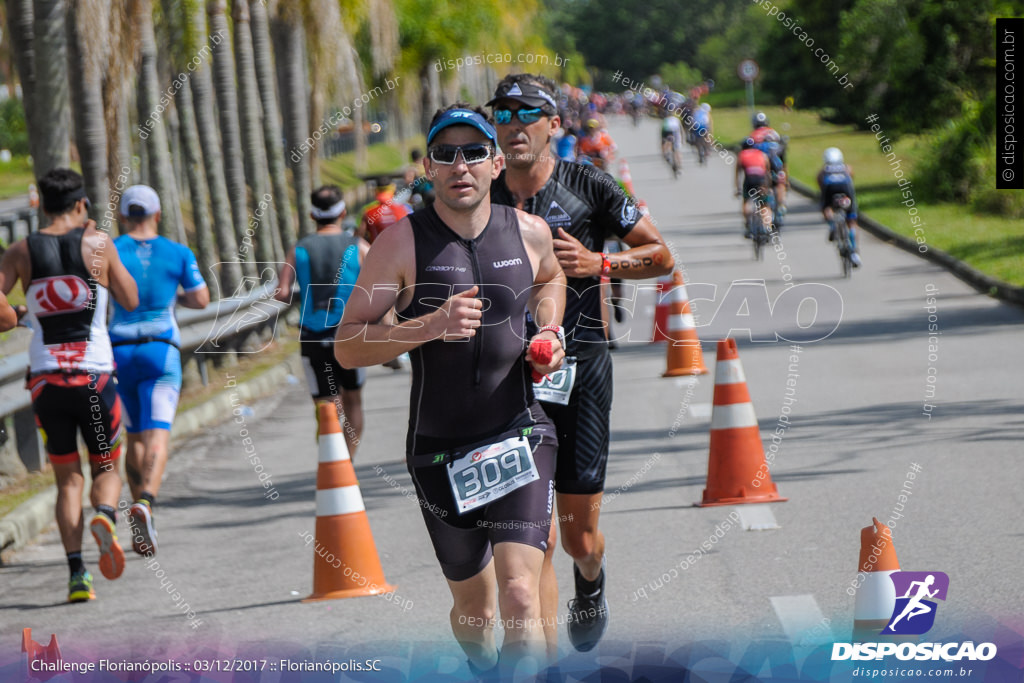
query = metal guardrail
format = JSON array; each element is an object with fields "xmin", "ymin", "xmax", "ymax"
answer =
[
  {"xmin": 0, "ymin": 208, "xmax": 38, "ymax": 247},
  {"xmin": 0, "ymin": 281, "xmax": 289, "ymax": 473}
]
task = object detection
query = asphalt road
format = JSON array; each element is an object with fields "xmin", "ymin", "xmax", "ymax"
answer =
[{"xmin": 2, "ymin": 117, "xmax": 1023, "ymax": 680}]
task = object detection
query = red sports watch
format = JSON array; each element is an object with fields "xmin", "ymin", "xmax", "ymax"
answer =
[{"xmin": 600, "ymin": 253, "xmax": 611, "ymax": 276}]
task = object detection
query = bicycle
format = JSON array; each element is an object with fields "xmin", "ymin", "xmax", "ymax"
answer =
[
  {"xmin": 661, "ymin": 135, "xmax": 680, "ymax": 178},
  {"xmin": 830, "ymin": 194, "xmax": 855, "ymax": 277},
  {"xmin": 746, "ymin": 188, "xmax": 774, "ymax": 261}
]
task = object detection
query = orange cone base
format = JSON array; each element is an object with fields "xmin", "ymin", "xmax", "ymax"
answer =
[
  {"xmin": 696, "ymin": 489, "xmax": 788, "ymax": 507},
  {"xmin": 663, "ymin": 343, "xmax": 708, "ymax": 376},
  {"xmin": 663, "ymin": 364, "xmax": 709, "ymax": 377},
  {"xmin": 304, "ymin": 583, "xmax": 397, "ymax": 602}
]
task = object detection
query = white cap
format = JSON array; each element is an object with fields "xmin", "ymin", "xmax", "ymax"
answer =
[{"xmin": 120, "ymin": 184, "xmax": 161, "ymax": 217}]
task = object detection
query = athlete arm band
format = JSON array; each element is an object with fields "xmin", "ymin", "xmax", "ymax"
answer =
[{"xmin": 600, "ymin": 253, "xmax": 611, "ymax": 276}]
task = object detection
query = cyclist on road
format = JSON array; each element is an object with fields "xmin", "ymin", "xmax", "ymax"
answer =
[
  {"xmin": 750, "ymin": 112, "xmax": 788, "ymax": 222},
  {"xmin": 488, "ymin": 73, "xmax": 675, "ymax": 656},
  {"xmin": 659, "ymin": 109, "xmax": 683, "ymax": 173},
  {"xmin": 735, "ymin": 138, "xmax": 773, "ymax": 238},
  {"xmin": 817, "ymin": 147, "xmax": 862, "ymax": 267},
  {"xmin": 275, "ymin": 185, "xmax": 370, "ymax": 457},
  {"xmin": 692, "ymin": 103, "xmax": 713, "ymax": 164},
  {"xmin": 0, "ymin": 168, "xmax": 138, "ymax": 602},
  {"xmin": 335, "ymin": 105, "xmax": 567, "ymax": 678},
  {"xmin": 109, "ymin": 185, "xmax": 209, "ymax": 558}
]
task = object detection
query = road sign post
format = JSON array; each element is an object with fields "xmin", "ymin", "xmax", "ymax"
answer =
[{"xmin": 738, "ymin": 59, "xmax": 760, "ymax": 114}]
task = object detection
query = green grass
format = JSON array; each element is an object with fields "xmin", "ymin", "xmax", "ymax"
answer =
[
  {"xmin": 319, "ymin": 138, "xmax": 423, "ymax": 191},
  {"xmin": 0, "ymin": 156, "xmax": 37, "ymax": 200},
  {"xmin": 713, "ymin": 106, "xmax": 1024, "ymax": 287},
  {"xmin": 0, "ymin": 469, "xmax": 53, "ymax": 519}
]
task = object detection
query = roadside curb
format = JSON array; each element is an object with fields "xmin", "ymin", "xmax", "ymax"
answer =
[
  {"xmin": 787, "ymin": 177, "xmax": 1024, "ymax": 306},
  {"xmin": 0, "ymin": 353, "xmax": 301, "ymax": 560}
]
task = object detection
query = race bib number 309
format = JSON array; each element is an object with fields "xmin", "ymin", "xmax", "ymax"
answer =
[{"xmin": 447, "ymin": 434, "xmax": 538, "ymax": 514}]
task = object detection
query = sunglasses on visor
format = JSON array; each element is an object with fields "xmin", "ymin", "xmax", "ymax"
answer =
[
  {"xmin": 428, "ymin": 143, "xmax": 494, "ymax": 165},
  {"xmin": 493, "ymin": 107, "xmax": 546, "ymax": 125}
]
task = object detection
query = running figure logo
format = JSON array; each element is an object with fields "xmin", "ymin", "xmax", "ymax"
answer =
[{"xmin": 881, "ymin": 571, "xmax": 949, "ymax": 635}]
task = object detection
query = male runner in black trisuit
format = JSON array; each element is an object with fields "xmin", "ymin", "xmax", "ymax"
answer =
[
  {"xmin": 336, "ymin": 105, "xmax": 566, "ymax": 677},
  {"xmin": 488, "ymin": 74, "xmax": 675, "ymax": 653}
]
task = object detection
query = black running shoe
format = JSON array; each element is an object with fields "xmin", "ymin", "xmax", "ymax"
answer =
[{"xmin": 566, "ymin": 560, "xmax": 608, "ymax": 652}]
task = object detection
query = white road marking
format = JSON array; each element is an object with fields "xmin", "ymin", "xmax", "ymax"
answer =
[
  {"xmin": 771, "ymin": 594, "xmax": 833, "ymax": 646},
  {"xmin": 737, "ymin": 504, "xmax": 781, "ymax": 531}
]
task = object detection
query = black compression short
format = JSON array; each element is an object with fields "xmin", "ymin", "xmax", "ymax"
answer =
[
  {"xmin": 29, "ymin": 372, "xmax": 124, "ymax": 467},
  {"xmin": 301, "ymin": 338, "xmax": 365, "ymax": 397},
  {"xmin": 406, "ymin": 403, "xmax": 557, "ymax": 582},
  {"xmin": 541, "ymin": 344, "xmax": 613, "ymax": 495}
]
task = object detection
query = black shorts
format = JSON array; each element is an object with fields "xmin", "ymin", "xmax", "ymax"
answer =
[
  {"xmin": 28, "ymin": 372, "xmax": 124, "ymax": 467},
  {"xmin": 821, "ymin": 181, "xmax": 859, "ymax": 219},
  {"xmin": 541, "ymin": 344, "xmax": 613, "ymax": 495},
  {"xmin": 407, "ymin": 403, "xmax": 557, "ymax": 582},
  {"xmin": 300, "ymin": 338, "xmax": 365, "ymax": 398},
  {"xmin": 743, "ymin": 176, "xmax": 770, "ymax": 200}
]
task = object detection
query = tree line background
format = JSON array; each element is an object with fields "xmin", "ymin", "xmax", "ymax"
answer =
[
  {"xmin": 0, "ymin": 0, "xmax": 572, "ymax": 297},
  {"xmin": 547, "ymin": 0, "xmax": 1019, "ymax": 216},
  {"xmin": 0, "ymin": 0, "xmax": 1016, "ymax": 299}
]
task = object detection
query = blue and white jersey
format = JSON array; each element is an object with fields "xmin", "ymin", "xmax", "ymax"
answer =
[
  {"xmin": 109, "ymin": 235, "xmax": 206, "ymax": 346},
  {"xmin": 822, "ymin": 162, "xmax": 851, "ymax": 186}
]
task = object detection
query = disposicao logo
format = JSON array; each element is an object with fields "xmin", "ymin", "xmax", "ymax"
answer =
[
  {"xmin": 882, "ymin": 571, "xmax": 948, "ymax": 635},
  {"xmin": 832, "ymin": 571, "xmax": 998, "ymax": 662}
]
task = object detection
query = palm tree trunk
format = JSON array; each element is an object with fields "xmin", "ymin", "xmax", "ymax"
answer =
[
  {"xmin": 7, "ymin": 0, "xmax": 46, "ymax": 170},
  {"xmin": 276, "ymin": 6, "xmax": 313, "ymax": 238},
  {"xmin": 32, "ymin": 0, "xmax": 71, "ymax": 175},
  {"xmin": 208, "ymin": 0, "xmax": 256, "ymax": 276},
  {"xmin": 103, "ymin": 0, "xmax": 135, "ymax": 212},
  {"xmin": 189, "ymin": 0, "xmax": 242, "ymax": 296},
  {"xmin": 136, "ymin": 0, "xmax": 184, "ymax": 241},
  {"xmin": 232, "ymin": 0, "xmax": 277, "ymax": 270},
  {"xmin": 64, "ymin": 0, "xmax": 108, "ymax": 225},
  {"xmin": 176, "ymin": 81, "xmax": 217, "ymax": 288},
  {"xmin": 250, "ymin": 0, "xmax": 296, "ymax": 257}
]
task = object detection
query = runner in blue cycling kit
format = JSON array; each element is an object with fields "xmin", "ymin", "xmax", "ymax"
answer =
[
  {"xmin": 110, "ymin": 185, "xmax": 209, "ymax": 557},
  {"xmin": 818, "ymin": 147, "xmax": 862, "ymax": 266}
]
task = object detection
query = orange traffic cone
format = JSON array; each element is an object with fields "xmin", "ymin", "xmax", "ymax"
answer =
[
  {"xmin": 618, "ymin": 158, "xmax": 637, "ymax": 197},
  {"xmin": 662, "ymin": 271, "xmax": 708, "ymax": 376},
  {"xmin": 853, "ymin": 518, "xmax": 903, "ymax": 641},
  {"xmin": 22, "ymin": 628, "xmax": 61, "ymax": 680},
  {"xmin": 651, "ymin": 273, "xmax": 675, "ymax": 344},
  {"xmin": 304, "ymin": 403, "xmax": 395, "ymax": 601},
  {"xmin": 696, "ymin": 339, "xmax": 786, "ymax": 506}
]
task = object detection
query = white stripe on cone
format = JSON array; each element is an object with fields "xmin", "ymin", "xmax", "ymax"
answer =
[
  {"xmin": 318, "ymin": 432, "xmax": 351, "ymax": 463},
  {"xmin": 316, "ymin": 485, "xmax": 365, "ymax": 517},
  {"xmin": 714, "ymin": 359, "xmax": 747, "ymax": 385},
  {"xmin": 853, "ymin": 570, "xmax": 898, "ymax": 620},
  {"xmin": 710, "ymin": 402, "xmax": 759, "ymax": 430},
  {"xmin": 668, "ymin": 313, "xmax": 696, "ymax": 331},
  {"xmin": 666, "ymin": 285, "xmax": 690, "ymax": 304}
]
